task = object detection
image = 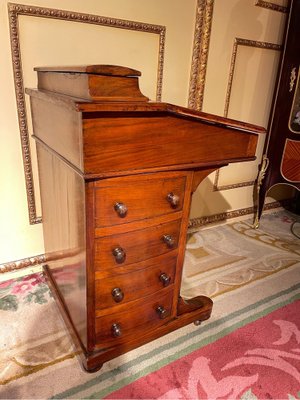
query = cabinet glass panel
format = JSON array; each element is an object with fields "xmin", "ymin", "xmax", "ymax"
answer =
[{"xmin": 290, "ymin": 66, "xmax": 300, "ymax": 133}]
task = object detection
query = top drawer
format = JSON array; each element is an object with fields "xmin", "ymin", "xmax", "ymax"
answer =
[{"xmin": 94, "ymin": 173, "xmax": 186, "ymax": 227}]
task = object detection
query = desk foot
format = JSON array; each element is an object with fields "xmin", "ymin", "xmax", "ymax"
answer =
[
  {"xmin": 194, "ymin": 320, "xmax": 202, "ymax": 326},
  {"xmin": 177, "ymin": 295, "xmax": 213, "ymax": 325},
  {"xmin": 83, "ymin": 360, "xmax": 103, "ymax": 373}
]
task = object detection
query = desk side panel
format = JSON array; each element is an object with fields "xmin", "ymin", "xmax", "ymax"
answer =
[
  {"xmin": 30, "ymin": 97, "xmax": 84, "ymax": 171},
  {"xmin": 36, "ymin": 144, "xmax": 87, "ymax": 348}
]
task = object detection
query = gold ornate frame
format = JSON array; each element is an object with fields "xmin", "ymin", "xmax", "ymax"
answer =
[
  {"xmin": 188, "ymin": 0, "xmax": 214, "ymax": 110},
  {"xmin": 8, "ymin": 2, "xmax": 166, "ymax": 225},
  {"xmin": 188, "ymin": 0, "xmax": 286, "ymax": 191},
  {"xmin": 224, "ymin": 38, "xmax": 282, "ymax": 119},
  {"xmin": 213, "ymin": 169, "xmax": 256, "ymax": 191},
  {"xmin": 213, "ymin": 38, "xmax": 281, "ymax": 191},
  {"xmin": 255, "ymin": 0, "xmax": 288, "ymax": 13},
  {"xmin": 0, "ymin": 254, "xmax": 45, "ymax": 274},
  {"xmin": 188, "ymin": 0, "xmax": 287, "ymax": 112}
]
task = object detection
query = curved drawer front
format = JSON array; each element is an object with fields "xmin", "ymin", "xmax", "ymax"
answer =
[
  {"xmin": 94, "ymin": 173, "xmax": 186, "ymax": 227},
  {"xmin": 95, "ymin": 255, "xmax": 176, "ymax": 310},
  {"xmin": 95, "ymin": 288, "xmax": 173, "ymax": 348},
  {"xmin": 94, "ymin": 219, "xmax": 181, "ymax": 271}
]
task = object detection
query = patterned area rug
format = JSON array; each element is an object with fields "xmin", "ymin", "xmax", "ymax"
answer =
[
  {"xmin": 106, "ymin": 299, "xmax": 300, "ymax": 399},
  {"xmin": 0, "ymin": 210, "xmax": 299, "ymax": 399}
]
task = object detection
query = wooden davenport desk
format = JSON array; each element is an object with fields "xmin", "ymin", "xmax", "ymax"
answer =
[{"xmin": 26, "ymin": 65, "xmax": 263, "ymax": 371}]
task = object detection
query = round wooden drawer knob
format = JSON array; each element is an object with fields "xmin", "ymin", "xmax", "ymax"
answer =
[
  {"xmin": 111, "ymin": 287, "xmax": 124, "ymax": 303},
  {"xmin": 156, "ymin": 305, "xmax": 168, "ymax": 319},
  {"xmin": 162, "ymin": 234, "xmax": 175, "ymax": 248},
  {"xmin": 159, "ymin": 273, "xmax": 171, "ymax": 287},
  {"xmin": 114, "ymin": 202, "xmax": 128, "ymax": 217},
  {"xmin": 111, "ymin": 323, "xmax": 122, "ymax": 337},
  {"xmin": 167, "ymin": 192, "xmax": 180, "ymax": 208},
  {"xmin": 112, "ymin": 247, "xmax": 126, "ymax": 263}
]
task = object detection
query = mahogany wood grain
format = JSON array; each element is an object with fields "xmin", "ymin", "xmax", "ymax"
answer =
[
  {"xmin": 94, "ymin": 219, "xmax": 181, "ymax": 270},
  {"xmin": 27, "ymin": 88, "xmax": 261, "ymax": 179},
  {"xmin": 95, "ymin": 288, "xmax": 174, "ymax": 348},
  {"xmin": 94, "ymin": 173, "xmax": 186, "ymax": 227},
  {"xmin": 95, "ymin": 258, "xmax": 176, "ymax": 310},
  {"xmin": 85, "ymin": 180, "xmax": 96, "ymax": 351},
  {"xmin": 177, "ymin": 296, "xmax": 212, "ymax": 315},
  {"xmin": 28, "ymin": 64, "xmax": 261, "ymax": 372},
  {"xmin": 95, "ymin": 212, "xmax": 183, "ymax": 238},
  {"xmin": 30, "ymin": 96, "xmax": 84, "ymax": 171},
  {"xmin": 36, "ymin": 65, "xmax": 148, "ymax": 102},
  {"xmin": 36, "ymin": 144, "xmax": 88, "ymax": 348},
  {"xmin": 37, "ymin": 73, "xmax": 148, "ymax": 102},
  {"xmin": 83, "ymin": 115, "xmax": 258, "ymax": 175},
  {"xmin": 45, "ymin": 262, "xmax": 212, "ymax": 372},
  {"xmin": 170, "ymin": 172, "xmax": 193, "ymax": 318},
  {"xmin": 94, "ymin": 250, "xmax": 178, "ymax": 279},
  {"xmin": 192, "ymin": 168, "xmax": 220, "ymax": 192},
  {"xmin": 90, "ymin": 294, "xmax": 212, "ymax": 370}
]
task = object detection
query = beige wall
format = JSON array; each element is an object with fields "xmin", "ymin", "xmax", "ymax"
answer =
[{"xmin": 0, "ymin": 0, "xmax": 289, "ymax": 266}]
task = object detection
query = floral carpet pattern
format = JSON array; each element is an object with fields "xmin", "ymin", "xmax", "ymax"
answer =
[
  {"xmin": 0, "ymin": 273, "xmax": 51, "ymax": 311},
  {"xmin": 0, "ymin": 210, "xmax": 299, "ymax": 399}
]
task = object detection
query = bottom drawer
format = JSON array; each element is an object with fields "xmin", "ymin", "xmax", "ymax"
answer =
[{"xmin": 95, "ymin": 288, "xmax": 173, "ymax": 348}]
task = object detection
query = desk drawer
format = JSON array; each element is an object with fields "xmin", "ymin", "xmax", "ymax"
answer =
[
  {"xmin": 95, "ymin": 288, "xmax": 173, "ymax": 347},
  {"xmin": 94, "ymin": 173, "xmax": 186, "ymax": 227},
  {"xmin": 94, "ymin": 219, "xmax": 181, "ymax": 271},
  {"xmin": 95, "ymin": 255, "xmax": 176, "ymax": 310}
]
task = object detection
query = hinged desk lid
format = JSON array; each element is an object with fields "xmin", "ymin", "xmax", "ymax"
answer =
[{"xmin": 34, "ymin": 64, "xmax": 148, "ymax": 102}]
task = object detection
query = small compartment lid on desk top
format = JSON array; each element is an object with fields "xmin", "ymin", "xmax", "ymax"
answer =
[{"xmin": 34, "ymin": 64, "xmax": 149, "ymax": 102}]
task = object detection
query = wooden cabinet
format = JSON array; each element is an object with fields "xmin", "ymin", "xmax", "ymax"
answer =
[
  {"xmin": 255, "ymin": 0, "xmax": 300, "ymax": 225},
  {"xmin": 26, "ymin": 65, "xmax": 262, "ymax": 371}
]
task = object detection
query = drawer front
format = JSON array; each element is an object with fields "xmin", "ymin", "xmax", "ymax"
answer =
[
  {"xmin": 94, "ymin": 174, "xmax": 186, "ymax": 227},
  {"xmin": 95, "ymin": 288, "xmax": 173, "ymax": 347},
  {"xmin": 95, "ymin": 255, "xmax": 176, "ymax": 310},
  {"xmin": 94, "ymin": 219, "xmax": 181, "ymax": 271}
]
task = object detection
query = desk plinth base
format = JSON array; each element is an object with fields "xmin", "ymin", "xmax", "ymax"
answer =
[{"xmin": 44, "ymin": 265, "xmax": 213, "ymax": 372}]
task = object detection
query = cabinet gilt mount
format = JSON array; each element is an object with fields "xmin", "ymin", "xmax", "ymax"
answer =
[{"xmin": 26, "ymin": 65, "xmax": 263, "ymax": 371}]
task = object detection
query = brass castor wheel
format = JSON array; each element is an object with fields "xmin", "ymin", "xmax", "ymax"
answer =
[{"xmin": 194, "ymin": 320, "xmax": 202, "ymax": 326}]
